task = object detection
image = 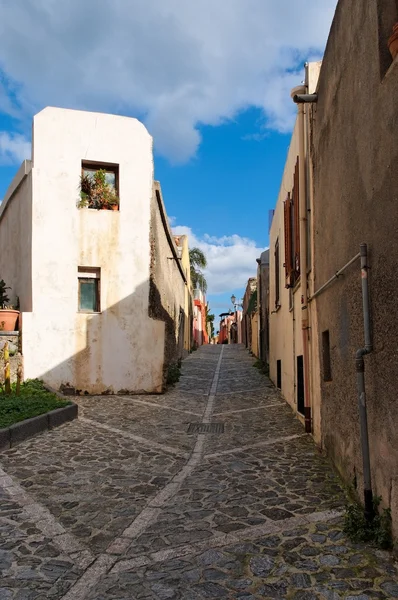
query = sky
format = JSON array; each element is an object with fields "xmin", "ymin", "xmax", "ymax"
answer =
[{"xmin": 0, "ymin": 0, "xmax": 338, "ymax": 324}]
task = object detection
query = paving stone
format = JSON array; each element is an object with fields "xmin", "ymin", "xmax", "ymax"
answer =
[
  {"xmin": 1, "ymin": 345, "xmax": 397, "ymax": 600},
  {"xmin": 249, "ymin": 556, "xmax": 275, "ymax": 576},
  {"xmin": 380, "ymin": 581, "xmax": 398, "ymax": 597}
]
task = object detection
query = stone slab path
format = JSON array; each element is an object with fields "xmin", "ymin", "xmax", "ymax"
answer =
[{"xmin": 1, "ymin": 344, "xmax": 397, "ymax": 599}]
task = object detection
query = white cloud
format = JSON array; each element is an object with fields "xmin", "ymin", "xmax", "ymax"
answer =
[
  {"xmin": 173, "ymin": 225, "xmax": 266, "ymax": 295},
  {"xmin": 0, "ymin": 132, "xmax": 30, "ymax": 165},
  {"xmin": 0, "ymin": 0, "xmax": 337, "ymax": 163}
]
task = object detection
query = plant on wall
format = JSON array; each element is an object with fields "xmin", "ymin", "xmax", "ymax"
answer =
[
  {"xmin": 78, "ymin": 169, "xmax": 119, "ymax": 210},
  {"xmin": 0, "ymin": 280, "xmax": 10, "ymax": 309}
]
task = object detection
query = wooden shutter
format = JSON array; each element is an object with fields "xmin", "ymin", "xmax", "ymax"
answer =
[
  {"xmin": 283, "ymin": 193, "xmax": 293, "ymax": 287},
  {"xmin": 293, "ymin": 157, "xmax": 300, "ymax": 277}
]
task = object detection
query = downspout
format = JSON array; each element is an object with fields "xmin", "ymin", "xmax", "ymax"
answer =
[
  {"xmin": 291, "ymin": 84, "xmax": 312, "ymax": 433},
  {"xmin": 356, "ymin": 243, "xmax": 374, "ymax": 521}
]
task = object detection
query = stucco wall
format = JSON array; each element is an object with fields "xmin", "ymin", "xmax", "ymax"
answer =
[
  {"xmin": 257, "ymin": 250, "xmax": 269, "ymax": 365},
  {"xmin": 22, "ymin": 107, "xmax": 165, "ymax": 394},
  {"xmin": 269, "ymin": 123, "xmax": 303, "ymax": 411},
  {"xmin": 311, "ymin": 0, "xmax": 398, "ymax": 532},
  {"xmin": 175, "ymin": 235, "xmax": 192, "ymax": 354},
  {"xmin": 0, "ymin": 161, "xmax": 33, "ymax": 312},
  {"xmin": 149, "ymin": 182, "xmax": 187, "ymax": 371}
]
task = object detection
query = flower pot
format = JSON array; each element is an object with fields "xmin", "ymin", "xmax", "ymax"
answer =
[
  {"xmin": 111, "ymin": 204, "xmax": 119, "ymax": 211},
  {"xmin": 388, "ymin": 22, "xmax": 398, "ymax": 61},
  {"xmin": 0, "ymin": 309, "xmax": 20, "ymax": 331}
]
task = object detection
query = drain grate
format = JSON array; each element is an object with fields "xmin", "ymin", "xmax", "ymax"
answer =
[{"xmin": 187, "ymin": 422, "xmax": 225, "ymax": 434}]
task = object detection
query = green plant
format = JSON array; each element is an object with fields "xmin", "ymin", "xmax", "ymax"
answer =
[
  {"xmin": 78, "ymin": 170, "xmax": 119, "ymax": 210},
  {"xmin": 0, "ymin": 280, "xmax": 11, "ymax": 309},
  {"xmin": 253, "ymin": 358, "xmax": 269, "ymax": 376},
  {"xmin": 167, "ymin": 363, "xmax": 181, "ymax": 385},
  {"xmin": 0, "ymin": 379, "xmax": 70, "ymax": 428},
  {"xmin": 189, "ymin": 247, "xmax": 208, "ymax": 293},
  {"xmin": 344, "ymin": 496, "xmax": 392, "ymax": 549}
]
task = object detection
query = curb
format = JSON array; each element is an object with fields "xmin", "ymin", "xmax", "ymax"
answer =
[{"xmin": 0, "ymin": 403, "xmax": 78, "ymax": 451}]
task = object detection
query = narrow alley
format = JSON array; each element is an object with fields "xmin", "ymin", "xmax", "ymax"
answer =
[{"xmin": 1, "ymin": 345, "xmax": 397, "ymax": 599}]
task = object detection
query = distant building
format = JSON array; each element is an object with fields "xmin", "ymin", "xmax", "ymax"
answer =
[
  {"xmin": 242, "ymin": 277, "xmax": 258, "ymax": 356},
  {"xmin": 256, "ymin": 250, "xmax": 270, "ymax": 365},
  {"xmin": 193, "ymin": 289, "xmax": 208, "ymax": 347}
]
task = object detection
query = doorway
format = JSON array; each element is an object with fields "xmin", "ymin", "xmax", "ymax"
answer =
[{"xmin": 297, "ymin": 355, "xmax": 304, "ymax": 414}]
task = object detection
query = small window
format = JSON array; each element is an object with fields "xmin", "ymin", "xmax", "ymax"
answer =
[
  {"xmin": 78, "ymin": 267, "xmax": 100, "ymax": 313},
  {"xmin": 322, "ymin": 330, "xmax": 332, "ymax": 381},
  {"xmin": 80, "ymin": 161, "xmax": 119, "ymax": 211}
]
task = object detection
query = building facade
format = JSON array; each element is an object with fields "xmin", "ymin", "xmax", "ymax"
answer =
[
  {"xmin": 193, "ymin": 289, "xmax": 208, "ymax": 347},
  {"xmin": 0, "ymin": 107, "xmax": 187, "ymax": 394},
  {"xmin": 269, "ymin": 62, "xmax": 322, "ymax": 439},
  {"xmin": 256, "ymin": 249, "xmax": 270, "ymax": 366},
  {"xmin": 242, "ymin": 277, "xmax": 258, "ymax": 356},
  {"xmin": 309, "ymin": 0, "xmax": 398, "ymax": 535}
]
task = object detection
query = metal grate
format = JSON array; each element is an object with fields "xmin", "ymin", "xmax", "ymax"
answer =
[{"xmin": 187, "ymin": 422, "xmax": 224, "ymax": 434}]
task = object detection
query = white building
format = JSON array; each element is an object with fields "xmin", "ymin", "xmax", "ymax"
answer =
[{"xmin": 0, "ymin": 107, "xmax": 186, "ymax": 394}]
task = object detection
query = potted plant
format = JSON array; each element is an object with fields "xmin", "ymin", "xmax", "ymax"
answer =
[
  {"xmin": 388, "ymin": 22, "xmax": 398, "ymax": 61},
  {"xmin": 78, "ymin": 169, "xmax": 119, "ymax": 211},
  {"xmin": 0, "ymin": 280, "xmax": 19, "ymax": 331}
]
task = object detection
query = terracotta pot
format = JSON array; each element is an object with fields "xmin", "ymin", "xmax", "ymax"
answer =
[
  {"xmin": 111, "ymin": 204, "xmax": 119, "ymax": 211},
  {"xmin": 388, "ymin": 22, "xmax": 398, "ymax": 61},
  {"xmin": 0, "ymin": 309, "xmax": 20, "ymax": 331}
]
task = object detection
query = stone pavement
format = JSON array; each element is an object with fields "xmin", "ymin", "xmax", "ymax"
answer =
[{"xmin": 0, "ymin": 345, "xmax": 397, "ymax": 599}]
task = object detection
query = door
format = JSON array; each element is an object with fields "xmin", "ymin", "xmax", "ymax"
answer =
[{"xmin": 297, "ymin": 355, "xmax": 305, "ymax": 415}]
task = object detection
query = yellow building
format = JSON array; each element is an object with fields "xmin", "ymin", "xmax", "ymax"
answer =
[{"xmin": 269, "ymin": 61, "xmax": 322, "ymax": 442}]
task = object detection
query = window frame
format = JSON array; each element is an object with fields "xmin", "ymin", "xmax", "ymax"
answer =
[
  {"xmin": 274, "ymin": 237, "xmax": 280, "ymax": 309},
  {"xmin": 78, "ymin": 267, "xmax": 101, "ymax": 313},
  {"xmin": 283, "ymin": 156, "xmax": 300, "ymax": 288},
  {"xmin": 82, "ymin": 161, "xmax": 119, "ymax": 194}
]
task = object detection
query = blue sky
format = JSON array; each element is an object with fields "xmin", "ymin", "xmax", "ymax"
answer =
[{"xmin": 0, "ymin": 0, "xmax": 337, "ymax": 322}]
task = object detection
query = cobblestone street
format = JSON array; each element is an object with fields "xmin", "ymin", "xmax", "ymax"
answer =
[{"xmin": 1, "ymin": 345, "xmax": 397, "ymax": 599}]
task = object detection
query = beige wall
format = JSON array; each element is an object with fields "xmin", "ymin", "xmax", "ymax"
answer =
[
  {"xmin": 269, "ymin": 62, "xmax": 322, "ymax": 441},
  {"xmin": 269, "ymin": 122, "xmax": 303, "ymax": 412},
  {"xmin": 251, "ymin": 312, "xmax": 259, "ymax": 358},
  {"xmin": 0, "ymin": 161, "xmax": 33, "ymax": 312},
  {"xmin": 149, "ymin": 182, "xmax": 187, "ymax": 368},
  {"xmin": 8, "ymin": 107, "xmax": 166, "ymax": 393}
]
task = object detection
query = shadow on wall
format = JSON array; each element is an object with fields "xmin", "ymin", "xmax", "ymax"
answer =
[{"xmin": 23, "ymin": 277, "xmax": 185, "ymax": 396}]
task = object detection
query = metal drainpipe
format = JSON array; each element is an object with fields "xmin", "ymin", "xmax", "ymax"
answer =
[
  {"xmin": 292, "ymin": 84, "xmax": 312, "ymax": 434},
  {"xmin": 356, "ymin": 242, "xmax": 374, "ymax": 521}
]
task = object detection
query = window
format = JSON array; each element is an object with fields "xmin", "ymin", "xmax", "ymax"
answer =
[
  {"xmin": 377, "ymin": 0, "xmax": 398, "ymax": 78},
  {"xmin": 78, "ymin": 267, "xmax": 100, "ymax": 313},
  {"xmin": 322, "ymin": 330, "xmax": 332, "ymax": 381},
  {"xmin": 283, "ymin": 157, "xmax": 300, "ymax": 288},
  {"xmin": 274, "ymin": 238, "xmax": 280, "ymax": 308},
  {"xmin": 80, "ymin": 161, "xmax": 119, "ymax": 210}
]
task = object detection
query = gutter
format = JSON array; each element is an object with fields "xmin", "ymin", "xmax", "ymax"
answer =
[
  {"xmin": 153, "ymin": 182, "xmax": 187, "ymax": 284},
  {"xmin": 355, "ymin": 243, "xmax": 374, "ymax": 521}
]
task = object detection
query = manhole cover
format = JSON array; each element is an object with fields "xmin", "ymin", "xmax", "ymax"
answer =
[{"xmin": 187, "ymin": 422, "xmax": 224, "ymax": 434}]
